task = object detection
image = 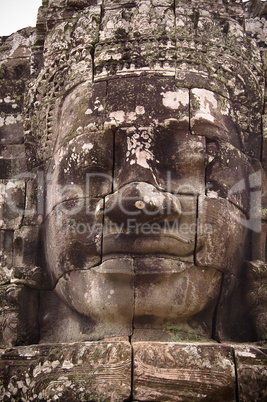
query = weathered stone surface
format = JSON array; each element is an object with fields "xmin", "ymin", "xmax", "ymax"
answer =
[
  {"xmin": 46, "ymin": 131, "xmax": 113, "ymax": 212},
  {"xmin": 205, "ymin": 141, "xmax": 256, "ymax": 214},
  {"xmin": 133, "ymin": 259, "xmax": 221, "ymax": 335},
  {"xmin": 195, "ymin": 196, "xmax": 252, "ymax": 341},
  {"xmin": 55, "ymin": 259, "xmax": 134, "ymax": 340},
  {"xmin": 13, "ymin": 227, "xmax": 39, "ymax": 267},
  {"xmin": 251, "ymin": 218, "xmax": 267, "ymax": 262},
  {"xmin": 245, "ymin": 261, "xmax": 267, "ymax": 342},
  {"xmin": 24, "ymin": 5, "xmax": 102, "ymax": 166},
  {"xmin": 0, "ymin": 4, "xmax": 266, "ymax": 400},
  {"xmin": 132, "ymin": 342, "xmax": 267, "ymax": 400},
  {"xmin": 0, "ymin": 284, "xmax": 39, "ymax": 348},
  {"xmin": 11, "ymin": 226, "xmax": 50, "ymax": 290},
  {"xmin": 0, "ymin": 144, "xmax": 27, "ymax": 179},
  {"xmin": 196, "ymin": 196, "xmax": 248, "ymax": 275},
  {"xmin": 23, "ymin": 171, "xmax": 44, "ymax": 226},
  {"xmin": 263, "ymin": 115, "xmax": 267, "ymax": 171},
  {"xmin": 175, "ymin": 14, "xmax": 264, "ymax": 159},
  {"xmin": 245, "ymin": 4, "xmax": 267, "ymax": 47},
  {"xmin": 53, "ymin": 81, "xmax": 107, "ymax": 147},
  {"xmin": 190, "ymin": 89, "xmax": 241, "ymax": 147},
  {"xmin": 175, "ymin": 0, "xmax": 244, "ymax": 17},
  {"xmin": 105, "ymin": 77, "xmax": 207, "ymax": 194},
  {"xmin": 0, "ymin": 180, "xmax": 25, "ymax": 230},
  {"xmin": 38, "ymin": 289, "xmax": 115, "ymax": 344},
  {"xmin": 102, "ymin": 190, "xmax": 196, "ymax": 257},
  {"xmin": 17, "ymin": 0, "xmax": 266, "ymax": 346},
  {"xmin": 44, "ymin": 198, "xmax": 102, "ymax": 284},
  {"xmin": 234, "ymin": 345, "xmax": 267, "ymax": 402},
  {"xmin": 132, "ymin": 342, "xmax": 236, "ymax": 401},
  {"xmin": 99, "ymin": 2, "xmax": 175, "ymax": 41},
  {"xmin": 95, "ymin": 3, "xmax": 176, "ymax": 78},
  {"xmin": 0, "ymin": 341, "xmax": 132, "ymax": 401},
  {"xmin": 0, "ymin": 29, "xmax": 33, "ymax": 188},
  {"xmin": 190, "ymin": 87, "xmax": 262, "ymax": 160},
  {"xmin": 0, "ymin": 230, "xmax": 13, "ymax": 269},
  {"xmin": 106, "ymin": 77, "xmax": 188, "ymax": 125},
  {"xmin": 0, "ymin": 341, "xmax": 265, "ymax": 401}
]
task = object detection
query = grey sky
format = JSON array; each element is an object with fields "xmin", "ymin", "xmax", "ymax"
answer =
[{"xmin": 0, "ymin": 0, "xmax": 42, "ymax": 37}]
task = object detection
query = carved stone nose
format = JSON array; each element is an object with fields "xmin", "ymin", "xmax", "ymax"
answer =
[{"xmin": 96, "ymin": 182, "xmax": 181, "ymax": 224}]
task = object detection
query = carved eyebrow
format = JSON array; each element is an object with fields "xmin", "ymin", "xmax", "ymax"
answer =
[
  {"xmin": 159, "ymin": 118, "xmax": 189, "ymax": 130},
  {"xmin": 190, "ymin": 116, "xmax": 229, "ymax": 134},
  {"xmin": 190, "ymin": 118, "xmax": 242, "ymax": 149}
]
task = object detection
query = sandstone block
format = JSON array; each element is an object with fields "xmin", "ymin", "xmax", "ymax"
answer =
[
  {"xmin": 234, "ymin": 345, "xmax": 267, "ymax": 402},
  {"xmin": 132, "ymin": 342, "xmax": 236, "ymax": 401},
  {"xmin": 0, "ymin": 284, "xmax": 39, "ymax": 347},
  {"xmin": 0, "ymin": 341, "xmax": 132, "ymax": 401}
]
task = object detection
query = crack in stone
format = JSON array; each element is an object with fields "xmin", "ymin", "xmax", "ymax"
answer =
[
  {"xmin": 100, "ymin": 197, "xmax": 105, "ymax": 264},
  {"xmin": 211, "ymin": 272, "xmax": 225, "ymax": 341},
  {"xmin": 129, "ymin": 260, "xmax": 135, "ymax": 402},
  {"xmin": 232, "ymin": 347, "xmax": 240, "ymax": 402},
  {"xmin": 193, "ymin": 194, "xmax": 199, "ymax": 268},
  {"xmin": 112, "ymin": 129, "xmax": 116, "ymax": 193},
  {"xmin": 90, "ymin": 45, "xmax": 96, "ymax": 83}
]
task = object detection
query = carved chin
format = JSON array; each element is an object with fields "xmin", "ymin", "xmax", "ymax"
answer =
[{"xmin": 54, "ymin": 257, "xmax": 222, "ymax": 328}]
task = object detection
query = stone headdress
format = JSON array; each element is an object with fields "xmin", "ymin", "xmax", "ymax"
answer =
[{"xmin": 24, "ymin": 0, "xmax": 266, "ymax": 166}]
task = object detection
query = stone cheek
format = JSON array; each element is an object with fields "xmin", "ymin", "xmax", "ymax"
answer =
[
  {"xmin": 196, "ymin": 196, "xmax": 248, "ymax": 275},
  {"xmin": 44, "ymin": 199, "xmax": 102, "ymax": 284}
]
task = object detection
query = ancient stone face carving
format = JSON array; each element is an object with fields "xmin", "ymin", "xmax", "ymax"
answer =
[
  {"xmin": 1, "ymin": 0, "xmax": 265, "ymax": 343},
  {"xmin": 40, "ymin": 73, "xmax": 258, "ymax": 341},
  {"xmin": 24, "ymin": 0, "xmax": 263, "ymax": 343},
  {"xmin": 1, "ymin": 2, "xmax": 267, "ymax": 400}
]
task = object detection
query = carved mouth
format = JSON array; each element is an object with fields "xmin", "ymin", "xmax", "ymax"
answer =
[{"xmin": 102, "ymin": 231, "xmax": 196, "ymax": 257}]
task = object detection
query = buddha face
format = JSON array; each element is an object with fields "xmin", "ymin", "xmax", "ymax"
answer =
[{"xmin": 44, "ymin": 76, "xmax": 251, "ymax": 340}]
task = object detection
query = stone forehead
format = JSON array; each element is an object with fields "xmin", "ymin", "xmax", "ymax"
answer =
[{"xmin": 24, "ymin": 0, "xmax": 264, "ymax": 166}]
